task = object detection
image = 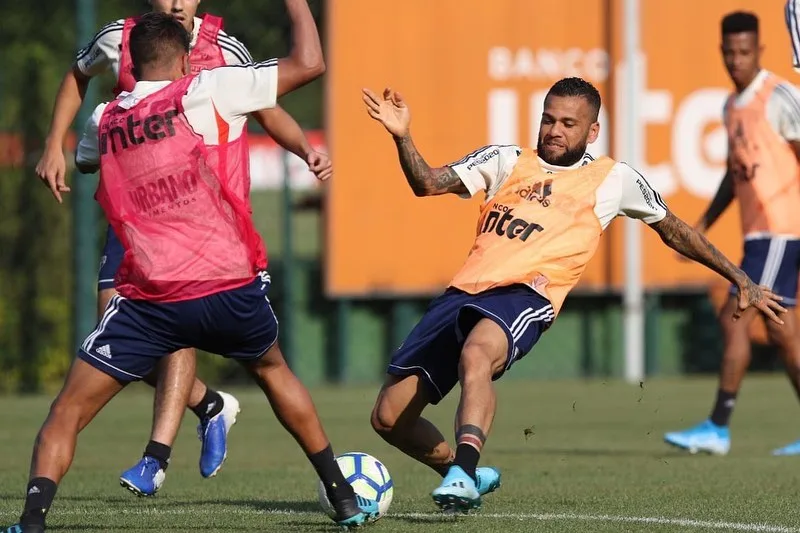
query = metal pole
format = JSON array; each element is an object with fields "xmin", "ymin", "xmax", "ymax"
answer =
[
  {"xmin": 281, "ymin": 150, "xmax": 295, "ymax": 366},
  {"xmin": 623, "ymin": 0, "xmax": 645, "ymax": 383},
  {"xmin": 73, "ymin": 0, "xmax": 99, "ymax": 348}
]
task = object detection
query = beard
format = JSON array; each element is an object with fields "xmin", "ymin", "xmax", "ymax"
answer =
[{"xmin": 537, "ymin": 137, "xmax": 588, "ymax": 167}]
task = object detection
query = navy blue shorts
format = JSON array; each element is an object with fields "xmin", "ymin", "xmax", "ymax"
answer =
[
  {"xmin": 729, "ymin": 237, "xmax": 800, "ymax": 306},
  {"xmin": 78, "ymin": 272, "xmax": 279, "ymax": 383},
  {"xmin": 388, "ymin": 285, "xmax": 553, "ymax": 404},
  {"xmin": 98, "ymin": 224, "xmax": 124, "ymax": 291}
]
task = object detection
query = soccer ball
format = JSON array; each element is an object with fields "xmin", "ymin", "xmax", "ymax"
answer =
[{"xmin": 318, "ymin": 452, "xmax": 394, "ymax": 519}]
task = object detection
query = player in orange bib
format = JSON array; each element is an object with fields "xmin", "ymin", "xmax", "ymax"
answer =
[
  {"xmin": 362, "ymin": 77, "xmax": 785, "ymax": 513},
  {"xmin": 666, "ymin": 11, "xmax": 800, "ymax": 456}
]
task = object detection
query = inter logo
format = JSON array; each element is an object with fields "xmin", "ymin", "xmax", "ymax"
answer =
[
  {"xmin": 480, "ymin": 205, "xmax": 544, "ymax": 241},
  {"xmin": 100, "ymin": 107, "xmax": 180, "ymax": 155}
]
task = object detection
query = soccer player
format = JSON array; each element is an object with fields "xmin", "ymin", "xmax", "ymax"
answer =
[
  {"xmin": 362, "ymin": 78, "xmax": 785, "ymax": 512},
  {"xmin": 786, "ymin": 0, "xmax": 800, "ymax": 73},
  {"xmin": 35, "ymin": 0, "xmax": 332, "ymax": 490},
  {"xmin": 4, "ymin": 11, "xmax": 377, "ymax": 533},
  {"xmin": 665, "ymin": 12, "xmax": 800, "ymax": 456}
]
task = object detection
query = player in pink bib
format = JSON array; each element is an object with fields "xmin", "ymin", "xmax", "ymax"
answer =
[
  {"xmin": 9, "ymin": 11, "xmax": 377, "ymax": 533},
  {"xmin": 34, "ymin": 0, "xmax": 332, "ymax": 489}
]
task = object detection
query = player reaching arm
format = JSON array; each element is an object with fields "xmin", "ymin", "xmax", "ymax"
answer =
[
  {"xmin": 362, "ymin": 86, "xmax": 782, "ymax": 323},
  {"xmin": 362, "ymin": 79, "xmax": 784, "ymax": 513}
]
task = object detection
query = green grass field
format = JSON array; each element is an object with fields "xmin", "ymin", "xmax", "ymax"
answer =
[{"xmin": 2, "ymin": 376, "xmax": 800, "ymax": 532}]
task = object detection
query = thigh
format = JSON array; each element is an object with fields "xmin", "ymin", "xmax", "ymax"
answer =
[
  {"xmin": 50, "ymin": 358, "xmax": 126, "ymax": 431},
  {"xmin": 98, "ymin": 224, "xmax": 124, "ymax": 292},
  {"xmin": 387, "ymin": 289, "xmax": 468, "ymax": 405},
  {"xmin": 78, "ymin": 294, "xmax": 184, "ymax": 383},
  {"xmin": 458, "ymin": 285, "xmax": 554, "ymax": 379}
]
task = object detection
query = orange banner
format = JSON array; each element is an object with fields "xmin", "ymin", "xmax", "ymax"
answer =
[{"xmin": 325, "ymin": 0, "xmax": 796, "ymax": 297}]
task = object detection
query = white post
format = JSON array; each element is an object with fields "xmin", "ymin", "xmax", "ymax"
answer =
[{"xmin": 623, "ymin": 0, "xmax": 645, "ymax": 383}]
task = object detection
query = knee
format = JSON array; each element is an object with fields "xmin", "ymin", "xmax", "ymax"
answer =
[
  {"xmin": 370, "ymin": 400, "xmax": 395, "ymax": 438},
  {"xmin": 43, "ymin": 396, "xmax": 83, "ymax": 433}
]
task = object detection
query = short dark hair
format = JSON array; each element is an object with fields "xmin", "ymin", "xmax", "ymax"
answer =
[
  {"xmin": 130, "ymin": 12, "xmax": 191, "ymax": 80},
  {"xmin": 546, "ymin": 77, "xmax": 601, "ymax": 120},
  {"xmin": 721, "ymin": 11, "xmax": 759, "ymax": 36}
]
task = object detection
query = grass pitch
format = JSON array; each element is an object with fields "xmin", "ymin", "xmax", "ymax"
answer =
[{"xmin": 2, "ymin": 376, "xmax": 800, "ymax": 532}]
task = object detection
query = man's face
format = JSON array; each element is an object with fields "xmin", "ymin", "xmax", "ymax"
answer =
[
  {"xmin": 149, "ymin": 0, "xmax": 201, "ymax": 31},
  {"xmin": 537, "ymin": 95, "xmax": 599, "ymax": 166},
  {"xmin": 721, "ymin": 31, "xmax": 761, "ymax": 89}
]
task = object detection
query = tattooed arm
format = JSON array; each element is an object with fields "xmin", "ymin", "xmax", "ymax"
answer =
[
  {"xmin": 392, "ymin": 134, "xmax": 468, "ymax": 197},
  {"xmin": 650, "ymin": 211, "xmax": 785, "ymax": 323}
]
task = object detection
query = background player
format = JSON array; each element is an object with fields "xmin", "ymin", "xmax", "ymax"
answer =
[
  {"xmin": 786, "ymin": 0, "xmax": 800, "ymax": 73},
  {"xmin": 35, "ymin": 0, "xmax": 331, "ymax": 488},
  {"xmin": 362, "ymin": 78, "xmax": 785, "ymax": 512},
  {"xmin": 665, "ymin": 11, "xmax": 800, "ymax": 456},
  {"xmin": 7, "ymin": 11, "xmax": 376, "ymax": 533}
]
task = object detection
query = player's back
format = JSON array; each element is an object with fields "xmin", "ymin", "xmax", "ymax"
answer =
[{"xmin": 96, "ymin": 75, "xmax": 265, "ymax": 302}]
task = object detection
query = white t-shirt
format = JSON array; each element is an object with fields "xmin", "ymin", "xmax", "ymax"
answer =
[
  {"xmin": 449, "ymin": 145, "xmax": 668, "ymax": 228},
  {"xmin": 76, "ymin": 16, "xmax": 254, "ymax": 78},
  {"xmin": 723, "ymin": 69, "xmax": 800, "ymax": 142},
  {"xmin": 76, "ymin": 60, "xmax": 278, "ymax": 166}
]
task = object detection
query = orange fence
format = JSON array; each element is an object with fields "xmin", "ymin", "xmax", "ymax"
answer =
[{"xmin": 325, "ymin": 0, "xmax": 796, "ymax": 297}]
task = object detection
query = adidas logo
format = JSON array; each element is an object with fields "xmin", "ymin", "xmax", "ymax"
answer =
[
  {"xmin": 28, "ymin": 486, "xmax": 40, "ymax": 495},
  {"xmin": 205, "ymin": 401, "xmax": 217, "ymax": 414},
  {"xmin": 96, "ymin": 344, "xmax": 112, "ymax": 358}
]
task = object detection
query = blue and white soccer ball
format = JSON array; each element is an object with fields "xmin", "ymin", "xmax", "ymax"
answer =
[{"xmin": 318, "ymin": 452, "xmax": 394, "ymax": 519}]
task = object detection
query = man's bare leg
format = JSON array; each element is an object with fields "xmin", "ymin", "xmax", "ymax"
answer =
[
  {"xmin": 371, "ymin": 374, "xmax": 454, "ymax": 475},
  {"xmin": 18, "ymin": 359, "xmax": 125, "ymax": 530}
]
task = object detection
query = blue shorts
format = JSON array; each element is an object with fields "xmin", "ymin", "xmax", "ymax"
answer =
[
  {"xmin": 78, "ymin": 272, "xmax": 278, "ymax": 383},
  {"xmin": 388, "ymin": 285, "xmax": 553, "ymax": 404},
  {"xmin": 729, "ymin": 237, "xmax": 800, "ymax": 306},
  {"xmin": 98, "ymin": 225, "xmax": 124, "ymax": 291}
]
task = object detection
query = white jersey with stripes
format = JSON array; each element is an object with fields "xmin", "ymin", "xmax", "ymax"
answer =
[
  {"xmin": 76, "ymin": 16, "xmax": 254, "ymax": 79},
  {"xmin": 75, "ymin": 60, "xmax": 279, "ymax": 166},
  {"xmin": 448, "ymin": 146, "xmax": 668, "ymax": 228}
]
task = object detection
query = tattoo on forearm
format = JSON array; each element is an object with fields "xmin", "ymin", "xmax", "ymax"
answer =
[
  {"xmin": 654, "ymin": 212, "xmax": 745, "ymax": 285},
  {"xmin": 394, "ymin": 135, "xmax": 464, "ymax": 196}
]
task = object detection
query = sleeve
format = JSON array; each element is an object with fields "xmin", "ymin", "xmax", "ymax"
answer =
[
  {"xmin": 771, "ymin": 83, "xmax": 800, "ymax": 142},
  {"xmin": 75, "ymin": 103, "xmax": 107, "ymax": 166},
  {"xmin": 75, "ymin": 20, "xmax": 124, "ymax": 77},
  {"xmin": 217, "ymin": 30, "xmax": 254, "ymax": 66},
  {"xmin": 446, "ymin": 145, "xmax": 522, "ymax": 198},
  {"xmin": 616, "ymin": 163, "xmax": 669, "ymax": 224},
  {"xmin": 189, "ymin": 59, "xmax": 278, "ymax": 121}
]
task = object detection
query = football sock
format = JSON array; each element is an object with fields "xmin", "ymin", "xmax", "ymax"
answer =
[
  {"xmin": 20, "ymin": 478, "xmax": 57, "ymax": 528},
  {"xmin": 191, "ymin": 388, "xmax": 223, "ymax": 420},
  {"xmin": 308, "ymin": 445, "xmax": 355, "ymax": 501},
  {"xmin": 710, "ymin": 389, "xmax": 737, "ymax": 427},
  {"xmin": 144, "ymin": 440, "xmax": 171, "ymax": 471},
  {"xmin": 453, "ymin": 444, "xmax": 481, "ymax": 483},
  {"xmin": 454, "ymin": 424, "xmax": 487, "ymax": 483}
]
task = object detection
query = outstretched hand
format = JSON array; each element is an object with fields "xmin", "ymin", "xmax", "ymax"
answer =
[
  {"xmin": 734, "ymin": 279, "xmax": 787, "ymax": 325},
  {"xmin": 362, "ymin": 87, "xmax": 411, "ymax": 138}
]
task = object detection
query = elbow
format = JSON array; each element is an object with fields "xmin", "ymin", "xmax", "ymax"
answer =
[
  {"xmin": 411, "ymin": 185, "xmax": 430, "ymax": 197},
  {"xmin": 306, "ymin": 58, "xmax": 326, "ymax": 80}
]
